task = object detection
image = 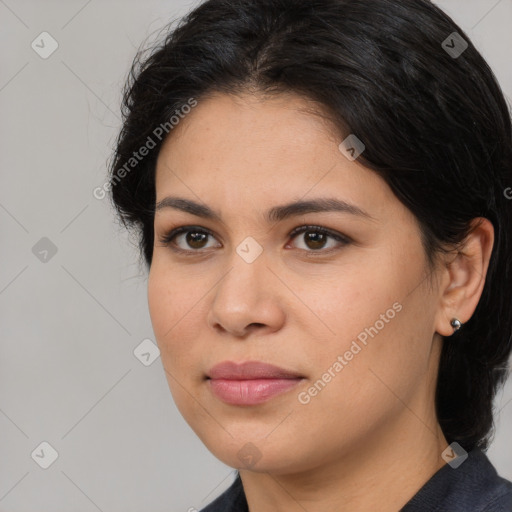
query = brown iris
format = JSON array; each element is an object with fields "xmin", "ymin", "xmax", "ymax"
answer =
[
  {"xmin": 303, "ymin": 231, "xmax": 327, "ymax": 250},
  {"xmin": 186, "ymin": 231, "xmax": 208, "ymax": 249}
]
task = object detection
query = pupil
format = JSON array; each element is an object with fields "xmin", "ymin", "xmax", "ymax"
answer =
[
  {"xmin": 306, "ymin": 232, "xmax": 326, "ymax": 249},
  {"xmin": 187, "ymin": 231, "xmax": 207, "ymax": 248}
]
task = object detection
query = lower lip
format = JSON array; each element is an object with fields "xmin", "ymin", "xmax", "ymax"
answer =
[{"xmin": 208, "ymin": 378, "xmax": 303, "ymax": 405}]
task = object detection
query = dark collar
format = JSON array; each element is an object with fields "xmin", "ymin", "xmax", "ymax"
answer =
[
  {"xmin": 200, "ymin": 449, "xmax": 512, "ymax": 512},
  {"xmin": 400, "ymin": 448, "xmax": 512, "ymax": 511},
  {"xmin": 200, "ymin": 471, "xmax": 247, "ymax": 512}
]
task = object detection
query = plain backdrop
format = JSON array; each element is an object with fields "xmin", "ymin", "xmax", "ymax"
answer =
[{"xmin": 0, "ymin": 0, "xmax": 511, "ymax": 511}]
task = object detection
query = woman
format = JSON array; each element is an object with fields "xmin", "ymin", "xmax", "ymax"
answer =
[{"xmin": 108, "ymin": 0, "xmax": 512, "ymax": 510}]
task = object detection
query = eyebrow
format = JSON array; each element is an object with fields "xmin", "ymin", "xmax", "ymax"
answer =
[{"xmin": 154, "ymin": 196, "xmax": 375, "ymax": 223}]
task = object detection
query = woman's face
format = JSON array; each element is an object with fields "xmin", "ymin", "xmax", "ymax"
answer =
[{"xmin": 148, "ymin": 91, "xmax": 447, "ymax": 474}]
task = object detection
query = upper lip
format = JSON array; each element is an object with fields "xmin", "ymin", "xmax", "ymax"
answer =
[{"xmin": 207, "ymin": 361, "xmax": 304, "ymax": 380}]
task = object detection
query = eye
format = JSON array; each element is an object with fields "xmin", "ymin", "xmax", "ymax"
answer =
[
  {"xmin": 158, "ymin": 226, "xmax": 219, "ymax": 254},
  {"xmin": 287, "ymin": 225, "xmax": 350, "ymax": 254},
  {"xmin": 157, "ymin": 224, "xmax": 351, "ymax": 255}
]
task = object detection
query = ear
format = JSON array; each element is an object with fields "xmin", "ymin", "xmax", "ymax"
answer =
[{"xmin": 434, "ymin": 217, "xmax": 494, "ymax": 337}]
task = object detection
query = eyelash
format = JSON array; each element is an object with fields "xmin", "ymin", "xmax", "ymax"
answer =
[{"xmin": 157, "ymin": 224, "xmax": 351, "ymax": 257}]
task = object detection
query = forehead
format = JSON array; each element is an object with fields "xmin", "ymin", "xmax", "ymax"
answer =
[
  {"xmin": 154, "ymin": 92, "xmax": 396, "ymax": 222},
  {"xmin": 156, "ymin": 91, "xmax": 340, "ymax": 172}
]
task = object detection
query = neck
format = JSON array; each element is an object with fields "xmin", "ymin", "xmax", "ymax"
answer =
[{"xmin": 239, "ymin": 409, "xmax": 449, "ymax": 512}]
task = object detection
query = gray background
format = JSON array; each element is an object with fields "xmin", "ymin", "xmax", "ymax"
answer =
[{"xmin": 0, "ymin": 0, "xmax": 511, "ymax": 511}]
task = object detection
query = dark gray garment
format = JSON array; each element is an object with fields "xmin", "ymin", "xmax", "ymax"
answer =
[{"xmin": 199, "ymin": 449, "xmax": 512, "ymax": 511}]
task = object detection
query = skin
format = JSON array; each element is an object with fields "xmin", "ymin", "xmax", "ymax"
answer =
[{"xmin": 147, "ymin": 91, "xmax": 494, "ymax": 512}]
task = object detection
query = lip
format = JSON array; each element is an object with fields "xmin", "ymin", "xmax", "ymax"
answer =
[
  {"xmin": 208, "ymin": 360, "xmax": 303, "ymax": 380},
  {"xmin": 206, "ymin": 361, "xmax": 304, "ymax": 405}
]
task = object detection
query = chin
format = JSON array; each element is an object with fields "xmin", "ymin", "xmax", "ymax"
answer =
[{"xmin": 197, "ymin": 433, "xmax": 316, "ymax": 475}]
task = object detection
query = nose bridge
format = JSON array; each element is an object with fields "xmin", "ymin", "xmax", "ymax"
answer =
[
  {"xmin": 219, "ymin": 235, "xmax": 269, "ymax": 302},
  {"xmin": 208, "ymin": 236, "xmax": 281, "ymax": 333}
]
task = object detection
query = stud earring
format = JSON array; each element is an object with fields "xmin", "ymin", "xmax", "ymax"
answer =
[{"xmin": 450, "ymin": 318, "xmax": 463, "ymax": 333}]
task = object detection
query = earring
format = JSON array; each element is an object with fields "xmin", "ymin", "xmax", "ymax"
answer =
[{"xmin": 450, "ymin": 318, "xmax": 463, "ymax": 333}]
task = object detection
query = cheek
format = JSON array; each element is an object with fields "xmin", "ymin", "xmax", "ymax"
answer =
[
  {"xmin": 147, "ymin": 264, "xmax": 201, "ymax": 366},
  {"xmin": 147, "ymin": 265, "xmax": 208, "ymax": 418},
  {"xmin": 298, "ymin": 241, "xmax": 430, "ymax": 388},
  {"xmin": 297, "ymin": 262, "xmax": 399, "ymax": 353}
]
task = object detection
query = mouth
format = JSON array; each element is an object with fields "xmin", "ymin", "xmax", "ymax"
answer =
[{"xmin": 206, "ymin": 360, "xmax": 305, "ymax": 406}]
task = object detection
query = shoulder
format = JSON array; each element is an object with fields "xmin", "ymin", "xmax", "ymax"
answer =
[
  {"xmin": 482, "ymin": 481, "xmax": 512, "ymax": 512},
  {"xmin": 199, "ymin": 472, "xmax": 248, "ymax": 512},
  {"xmin": 401, "ymin": 448, "xmax": 512, "ymax": 512},
  {"xmin": 196, "ymin": 451, "xmax": 512, "ymax": 511}
]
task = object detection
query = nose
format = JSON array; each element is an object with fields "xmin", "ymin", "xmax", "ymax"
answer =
[{"xmin": 207, "ymin": 250, "xmax": 286, "ymax": 338}]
